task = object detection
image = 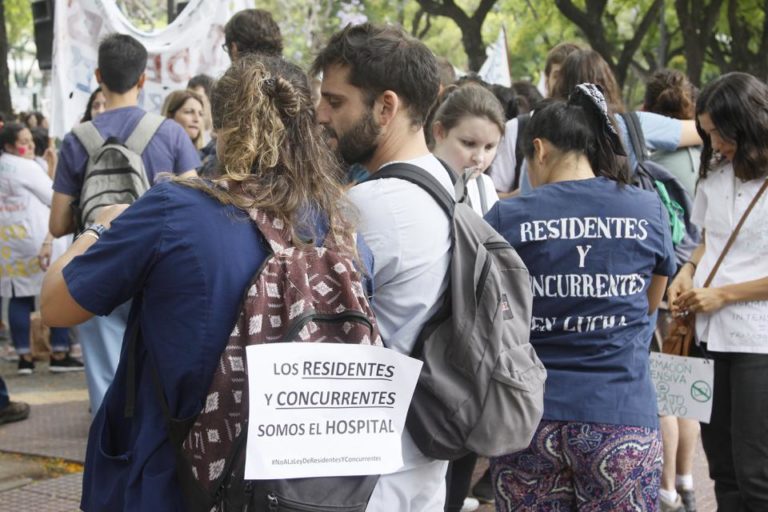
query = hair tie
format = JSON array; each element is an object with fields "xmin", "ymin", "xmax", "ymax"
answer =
[
  {"xmin": 262, "ymin": 77, "xmax": 277, "ymax": 93},
  {"xmin": 569, "ymin": 83, "xmax": 626, "ymax": 156}
]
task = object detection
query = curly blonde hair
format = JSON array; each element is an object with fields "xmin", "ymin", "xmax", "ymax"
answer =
[{"xmin": 179, "ymin": 55, "xmax": 356, "ymax": 253}]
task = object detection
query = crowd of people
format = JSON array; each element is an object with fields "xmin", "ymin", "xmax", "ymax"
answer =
[{"xmin": 1, "ymin": 7, "xmax": 767, "ymax": 512}]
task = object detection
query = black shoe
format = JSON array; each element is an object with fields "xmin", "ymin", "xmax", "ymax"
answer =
[
  {"xmin": 677, "ymin": 488, "xmax": 697, "ymax": 512},
  {"xmin": 471, "ymin": 467, "xmax": 494, "ymax": 504},
  {"xmin": 17, "ymin": 357, "xmax": 34, "ymax": 375},
  {"xmin": 49, "ymin": 353, "xmax": 84, "ymax": 373},
  {"xmin": 0, "ymin": 401, "xmax": 30, "ymax": 425}
]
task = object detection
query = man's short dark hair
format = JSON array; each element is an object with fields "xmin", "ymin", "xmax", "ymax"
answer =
[
  {"xmin": 187, "ymin": 74, "xmax": 215, "ymax": 98},
  {"xmin": 312, "ymin": 23, "xmax": 440, "ymax": 127},
  {"xmin": 98, "ymin": 34, "xmax": 148, "ymax": 94},
  {"xmin": 224, "ymin": 9, "xmax": 283, "ymax": 57}
]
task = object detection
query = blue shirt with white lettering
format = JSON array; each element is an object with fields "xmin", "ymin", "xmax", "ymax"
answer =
[{"xmin": 485, "ymin": 177, "xmax": 676, "ymax": 428}]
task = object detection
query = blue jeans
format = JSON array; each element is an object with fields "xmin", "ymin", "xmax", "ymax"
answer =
[
  {"xmin": 700, "ymin": 350, "xmax": 768, "ymax": 512},
  {"xmin": 9, "ymin": 295, "xmax": 70, "ymax": 354},
  {"xmin": 79, "ymin": 301, "xmax": 131, "ymax": 415}
]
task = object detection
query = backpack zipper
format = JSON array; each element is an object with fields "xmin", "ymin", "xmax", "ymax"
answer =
[
  {"xmin": 476, "ymin": 241, "xmax": 512, "ymax": 301},
  {"xmin": 281, "ymin": 311, "xmax": 373, "ymax": 342}
]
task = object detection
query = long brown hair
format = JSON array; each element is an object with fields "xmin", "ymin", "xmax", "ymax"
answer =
[
  {"xmin": 552, "ymin": 49, "xmax": 625, "ymax": 113},
  {"xmin": 180, "ymin": 55, "xmax": 355, "ymax": 252},
  {"xmin": 696, "ymin": 72, "xmax": 768, "ymax": 181}
]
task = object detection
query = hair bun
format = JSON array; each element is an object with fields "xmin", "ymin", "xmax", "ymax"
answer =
[{"xmin": 272, "ymin": 76, "xmax": 301, "ymax": 119}]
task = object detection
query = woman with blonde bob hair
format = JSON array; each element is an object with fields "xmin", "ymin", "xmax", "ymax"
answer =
[
  {"xmin": 162, "ymin": 88, "xmax": 206, "ymax": 150},
  {"xmin": 40, "ymin": 55, "xmax": 365, "ymax": 511}
]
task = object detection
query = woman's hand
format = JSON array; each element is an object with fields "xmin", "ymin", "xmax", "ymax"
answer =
[
  {"xmin": 38, "ymin": 241, "xmax": 53, "ymax": 271},
  {"xmin": 673, "ymin": 287, "xmax": 728, "ymax": 314},
  {"xmin": 667, "ymin": 264, "xmax": 694, "ymax": 314},
  {"xmin": 93, "ymin": 204, "xmax": 130, "ymax": 229}
]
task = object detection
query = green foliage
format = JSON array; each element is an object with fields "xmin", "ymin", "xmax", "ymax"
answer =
[{"xmin": 4, "ymin": 0, "xmax": 33, "ymax": 50}]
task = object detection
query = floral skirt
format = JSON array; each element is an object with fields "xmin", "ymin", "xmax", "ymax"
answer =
[{"xmin": 490, "ymin": 420, "xmax": 662, "ymax": 511}]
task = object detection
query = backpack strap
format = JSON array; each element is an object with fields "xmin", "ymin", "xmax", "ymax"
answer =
[
  {"xmin": 71, "ymin": 121, "xmax": 105, "ymax": 157},
  {"xmin": 371, "ymin": 162, "xmax": 456, "ymax": 218},
  {"xmin": 476, "ymin": 175, "xmax": 490, "ymax": 215},
  {"xmin": 620, "ymin": 111, "xmax": 648, "ymax": 163},
  {"xmin": 124, "ymin": 113, "xmax": 166, "ymax": 155},
  {"xmin": 513, "ymin": 113, "xmax": 529, "ymax": 190},
  {"xmin": 248, "ymin": 209, "xmax": 292, "ymax": 254}
]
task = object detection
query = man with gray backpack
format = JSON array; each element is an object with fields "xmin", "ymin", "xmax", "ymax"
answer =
[
  {"xmin": 49, "ymin": 33, "xmax": 200, "ymax": 415},
  {"xmin": 314, "ymin": 23, "xmax": 545, "ymax": 512}
]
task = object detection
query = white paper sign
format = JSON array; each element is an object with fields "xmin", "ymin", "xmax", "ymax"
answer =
[
  {"xmin": 650, "ymin": 352, "xmax": 715, "ymax": 423},
  {"xmin": 244, "ymin": 343, "xmax": 423, "ymax": 479}
]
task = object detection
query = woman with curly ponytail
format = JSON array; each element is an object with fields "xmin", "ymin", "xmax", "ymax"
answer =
[{"xmin": 40, "ymin": 55, "xmax": 366, "ymax": 510}]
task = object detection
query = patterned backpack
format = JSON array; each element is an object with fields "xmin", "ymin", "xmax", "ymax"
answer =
[{"xmin": 149, "ymin": 210, "xmax": 383, "ymax": 512}]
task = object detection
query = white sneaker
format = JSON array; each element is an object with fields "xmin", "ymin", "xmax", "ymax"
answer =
[{"xmin": 461, "ymin": 497, "xmax": 480, "ymax": 512}]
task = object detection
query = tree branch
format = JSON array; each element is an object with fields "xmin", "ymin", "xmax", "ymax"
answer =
[{"xmin": 616, "ymin": 0, "xmax": 663, "ymax": 83}]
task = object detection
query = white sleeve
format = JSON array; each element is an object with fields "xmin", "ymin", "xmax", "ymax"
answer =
[
  {"xmin": 20, "ymin": 163, "xmax": 54, "ymax": 207},
  {"xmin": 691, "ymin": 175, "xmax": 708, "ymax": 230},
  {"xmin": 487, "ymin": 118, "xmax": 518, "ymax": 193}
]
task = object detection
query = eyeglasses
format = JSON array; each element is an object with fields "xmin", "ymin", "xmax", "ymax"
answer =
[{"xmin": 221, "ymin": 43, "xmax": 230, "ymax": 55}]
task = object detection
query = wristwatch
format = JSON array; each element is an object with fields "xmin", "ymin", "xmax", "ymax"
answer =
[{"xmin": 80, "ymin": 223, "xmax": 108, "ymax": 240}]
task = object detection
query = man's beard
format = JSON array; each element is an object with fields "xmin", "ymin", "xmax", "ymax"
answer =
[{"xmin": 327, "ymin": 110, "xmax": 380, "ymax": 165}]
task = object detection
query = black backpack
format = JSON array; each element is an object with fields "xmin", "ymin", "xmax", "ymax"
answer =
[{"xmin": 620, "ymin": 112, "xmax": 701, "ymax": 267}]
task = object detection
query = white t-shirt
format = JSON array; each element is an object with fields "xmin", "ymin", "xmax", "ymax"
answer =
[
  {"xmin": 465, "ymin": 173, "xmax": 499, "ymax": 216},
  {"xmin": 348, "ymin": 153, "xmax": 453, "ymax": 467},
  {"xmin": 691, "ymin": 163, "xmax": 768, "ymax": 353}
]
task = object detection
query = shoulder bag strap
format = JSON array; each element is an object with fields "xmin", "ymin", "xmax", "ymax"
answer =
[
  {"xmin": 620, "ymin": 112, "xmax": 648, "ymax": 164},
  {"xmin": 703, "ymin": 178, "xmax": 768, "ymax": 287}
]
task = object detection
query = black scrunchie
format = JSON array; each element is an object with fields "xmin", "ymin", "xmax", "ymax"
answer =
[{"xmin": 568, "ymin": 83, "xmax": 626, "ymax": 157}]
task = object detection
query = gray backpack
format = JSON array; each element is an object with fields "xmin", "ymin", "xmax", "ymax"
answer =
[
  {"xmin": 72, "ymin": 113, "xmax": 164, "ymax": 229},
  {"xmin": 369, "ymin": 163, "xmax": 546, "ymax": 460}
]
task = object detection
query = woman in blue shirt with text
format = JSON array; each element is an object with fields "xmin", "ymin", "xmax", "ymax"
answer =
[{"xmin": 485, "ymin": 85, "xmax": 676, "ymax": 511}]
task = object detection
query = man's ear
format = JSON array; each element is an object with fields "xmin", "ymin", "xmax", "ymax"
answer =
[
  {"xmin": 136, "ymin": 72, "xmax": 147, "ymax": 90},
  {"xmin": 95, "ymin": 69, "xmax": 103, "ymax": 85},
  {"xmin": 230, "ymin": 42, "xmax": 239, "ymax": 61},
  {"xmin": 374, "ymin": 90, "xmax": 399, "ymax": 128}
]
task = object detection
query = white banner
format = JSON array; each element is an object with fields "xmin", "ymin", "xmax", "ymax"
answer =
[
  {"xmin": 650, "ymin": 352, "xmax": 714, "ymax": 423},
  {"xmin": 51, "ymin": 0, "xmax": 251, "ymax": 137},
  {"xmin": 244, "ymin": 343, "xmax": 422, "ymax": 479},
  {"xmin": 478, "ymin": 28, "xmax": 511, "ymax": 87}
]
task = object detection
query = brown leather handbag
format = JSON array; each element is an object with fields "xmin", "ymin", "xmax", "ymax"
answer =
[{"xmin": 662, "ymin": 178, "xmax": 768, "ymax": 356}]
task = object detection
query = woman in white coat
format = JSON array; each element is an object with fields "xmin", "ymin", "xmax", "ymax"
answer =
[{"xmin": 0, "ymin": 123, "xmax": 82, "ymax": 374}]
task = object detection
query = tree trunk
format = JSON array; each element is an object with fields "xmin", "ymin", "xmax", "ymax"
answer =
[
  {"xmin": 555, "ymin": 0, "xmax": 663, "ymax": 87},
  {"xmin": 462, "ymin": 19, "xmax": 486, "ymax": 71},
  {"xmin": 414, "ymin": 0, "xmax": 498, "ymax": 72},
  {"xmin": 674, "ymin": 0, "xmax": 723, "ymax": 86},
  {"xmin": 0, "ymin": 0, "xmax": 13, "ymax": 114}
]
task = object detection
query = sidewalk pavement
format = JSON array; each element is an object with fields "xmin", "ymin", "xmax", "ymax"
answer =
[
  {"xmin": 0, "ymin": 357, "xmax": 718, "ymax": 512},
  {"xmin": 0, "ymin": 357, "xmax": 88, "ymax": 512}
]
